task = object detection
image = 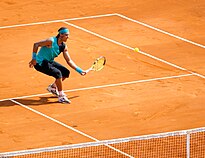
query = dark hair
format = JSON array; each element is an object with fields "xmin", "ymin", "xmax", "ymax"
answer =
[{"xmin": 56, "ymin": 27, "xmax": 68, "ymax": 38}]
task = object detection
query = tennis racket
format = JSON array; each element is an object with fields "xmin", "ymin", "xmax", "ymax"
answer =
[{"xmin": 86, "ymin": 56, "xmax": 106, "ymax": 73}]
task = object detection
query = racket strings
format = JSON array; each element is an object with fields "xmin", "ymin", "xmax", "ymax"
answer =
[{"xmin": 94, "ymin": 57, "xmax": 105, "ymax": 71}]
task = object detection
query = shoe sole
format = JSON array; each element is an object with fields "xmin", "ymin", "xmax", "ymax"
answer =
[{"xmin": 59, "ymin": 100, "xmax": 71, "ymax": 104}]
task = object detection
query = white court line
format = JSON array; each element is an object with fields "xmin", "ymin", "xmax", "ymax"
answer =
[
  {"xmin": 10, "ymin": 99, "xmax": 134, "ymax": 158},
  {"xmin": 0, "ymin": 74, "xmax": 192, "ymax": 102},
  {"xmin": 0, "ymin": 14, "xmax": 202, "ymax": 157},
  {"xmin": 64, "ymin": 21, "xmax": 205, "ymax": 79},
  {"xmin": 116, "ymin": 13, "xmax": 205, "ymax": 49},
  {"xmin": 0, "ymin": 13, "xmax": 116, "ymax": 29}
]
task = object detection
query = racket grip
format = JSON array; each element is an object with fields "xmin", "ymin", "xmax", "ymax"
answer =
[{"xmin": 85, "ymin": 67, "xmax": 92, "ymax": 73}]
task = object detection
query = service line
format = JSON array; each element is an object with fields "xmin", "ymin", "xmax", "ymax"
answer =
[{"xmin": 0, "ymin": 74, "xmax": 193, "ymax": 102}]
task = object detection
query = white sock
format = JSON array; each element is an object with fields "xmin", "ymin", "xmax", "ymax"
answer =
[{"xmin": 59, "ymin": 91, "xmax": 65, "ymax": 96}]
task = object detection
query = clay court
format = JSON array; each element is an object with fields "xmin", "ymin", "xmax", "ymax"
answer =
[{"xmin": 0, "ymin": 0, "xmax": 205, "ymax": 157}]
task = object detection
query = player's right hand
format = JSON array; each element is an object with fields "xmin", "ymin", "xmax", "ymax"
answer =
[{"xmin": 29, "ymin": 59, "xmax": 37, "ymax": 68}]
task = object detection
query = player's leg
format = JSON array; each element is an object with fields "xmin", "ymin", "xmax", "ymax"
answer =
[
  {"xmin": 34, "ymin": 60, "xmax": 59, "ymax": 96},
  {"xmin": 49, "ymin": 61, "xmax": 70, "ymax": 90},
  {"xmin": 51, "ymin": 61, "xmax": 71, "ymax": 103},
  {"xmin": 52, "ymin": 61, "xmax": 70, "ymax": 80},
  {"xmin": 34, "ymin": 60, "xmax": 71, "ymax": 103},
  {"xmin": 52, "ymin": 60, "xmax": 70, "ymax": 90},
  {"xmin": 56, "ymin": 79, "xmax": 71, "ymax": 103}
]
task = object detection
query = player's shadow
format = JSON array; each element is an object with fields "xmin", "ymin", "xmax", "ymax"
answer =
[
  {"xmin": 17, "ymin": 96, "xmax": 59, "ymax": 106},
  {"xmin": 0, "ymin": 96, "xmax": 79, "ymax": 107},
  {"xmin": 0, "ymin": 100, "xmax": 17, "ymax": 107},
  {"xmin": 15, "ymin": 96, "xmax": 79, "ymax": 106}
]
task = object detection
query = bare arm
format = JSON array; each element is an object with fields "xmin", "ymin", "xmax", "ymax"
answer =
[
  {"xmin": 33, "ymin": 38, "xmax": 52, "ymax": 52},
  {"xmin": 63, "ymin": 45, "xmax": 86, "ymax": 75},
  {"xmin": 29, "ymin": 38, "xmax": 52, "ymax": 68}
]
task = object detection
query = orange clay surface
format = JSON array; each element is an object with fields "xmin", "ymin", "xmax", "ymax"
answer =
[{"xmin": 0, "ymin": 0, "xmax": 205, "ymax": 152}]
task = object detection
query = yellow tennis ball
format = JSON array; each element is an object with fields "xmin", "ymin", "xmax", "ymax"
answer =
[{"xmin": 134, "ymin": 48, "xmax": 139, "ymax": 52}]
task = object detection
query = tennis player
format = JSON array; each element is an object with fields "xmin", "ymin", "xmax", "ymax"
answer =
[{"xmin": 29, "ymin": 27, "xmax": 86, "ymax": 103}]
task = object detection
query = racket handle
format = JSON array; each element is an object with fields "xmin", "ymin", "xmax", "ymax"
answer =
[{"xmin": 85, "ymin": 67, "xmax": 93, "ymax": 73}]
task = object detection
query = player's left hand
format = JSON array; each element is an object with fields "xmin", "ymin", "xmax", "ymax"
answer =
[{"xmin": 80, "ymin": 71, "xmax": 87, "ymax": 76}]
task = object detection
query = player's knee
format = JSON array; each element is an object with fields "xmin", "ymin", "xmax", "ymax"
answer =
[
  {"xmin": 63, "ymin": 69, "xmax": 70, "ymax": 78},
  {"xmin": 54, "ymin": 70, "xmax": 62, "ymax": 79}
]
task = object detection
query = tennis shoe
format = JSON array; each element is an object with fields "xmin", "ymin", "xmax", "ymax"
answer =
[
  {"xmin": 58, "ymin": 95, "xmax": 71, "ymax": 104},
  {"xmin": 47, "ymin": 85, "xmax": 59, "ymax": 96}
]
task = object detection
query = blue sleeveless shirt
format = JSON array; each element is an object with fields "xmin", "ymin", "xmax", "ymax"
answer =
[{"xmin": 36, "ymin": 37, "xmax": 65, "ymax": 65}]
